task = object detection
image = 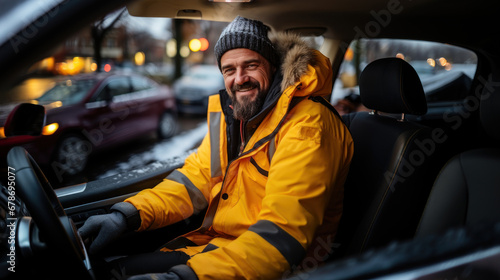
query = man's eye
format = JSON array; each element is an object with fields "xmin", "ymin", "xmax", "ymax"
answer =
[
  {"xmin": 223, "ymin": 68, "xmax": 235, "ymax": 75},
  {"xmin": 247, "ymin": 64, "xmax": 258, "ymax": 69}
]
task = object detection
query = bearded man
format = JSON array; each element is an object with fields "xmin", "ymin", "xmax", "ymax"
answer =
[{"xmin": 79, "ymin": 16, "xmax": 353, "ymax": 280}]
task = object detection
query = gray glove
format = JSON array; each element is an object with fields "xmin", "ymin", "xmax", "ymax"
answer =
[
  {"xmin": 78, "ymin": 202, "xmax": 140, "ymax": 254},
  {"xmin": 127, "ymin": 265, "xmax": 198, "ymax": 280}
]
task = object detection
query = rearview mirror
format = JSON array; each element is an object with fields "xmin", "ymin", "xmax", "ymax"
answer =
[{"xmin": 4, "ymin": 103, "xmax": 46, "ymax": 137}]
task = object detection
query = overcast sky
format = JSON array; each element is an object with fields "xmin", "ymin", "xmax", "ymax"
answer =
[
  {"xmin": 120, "ymin": 9, "xmax": 172, "ymax": 40},
  {"xmin": 127, "ymin": 15, "xmax": 172, "ymax": 40}
]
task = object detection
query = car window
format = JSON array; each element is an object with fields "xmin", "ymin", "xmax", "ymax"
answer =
[
  {"xmin": 130, "ymin": 76, "xmax": 154, "ymax": 92},
  {"xmin": 333, "ymin": 39, "xmax": 478, "ymax": 107},
  {"xmin": 91, "ymin": 77, "xmax": 131, "ymax": 102},
  {"xmin": 107, "ymin": 77, "xmax": 131, "ymax": 97},
  {"xmin": 37, "ymin": 79, "xmax": 96, "ymax": 106}
]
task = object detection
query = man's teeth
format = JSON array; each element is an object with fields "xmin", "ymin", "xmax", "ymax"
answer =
[{"xmin": 238, "ymin": 86, "xmax": 255, "ymax": 92}]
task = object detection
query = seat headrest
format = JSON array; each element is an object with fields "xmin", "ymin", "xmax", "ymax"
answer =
[
  {"xmin": 359, "ymin": 58, "xmax": 427, "ymax": 115},
  {"xmin": 480, "ymin": 76, "xmax": 500, "ymax": 141}
]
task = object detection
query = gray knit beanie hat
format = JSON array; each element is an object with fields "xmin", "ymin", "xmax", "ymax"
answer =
[{"xmin": 215, "ymin": 16, "xmax": 278, "ymax": 70}]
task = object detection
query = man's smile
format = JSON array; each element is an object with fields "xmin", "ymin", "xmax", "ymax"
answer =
[{"xmin": 233, "ymin": 82, "xmax": 259, "ymax": 99}]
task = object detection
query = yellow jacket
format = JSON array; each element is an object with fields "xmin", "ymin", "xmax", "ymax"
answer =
[{"xmin": 126, "ymin": 33, "xmax": 354, "ymax": 279}]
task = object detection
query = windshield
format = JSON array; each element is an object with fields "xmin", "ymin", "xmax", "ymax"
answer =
[{"xmin": 37, "ymin": 79, "xmax": 96, "ymax": 106}]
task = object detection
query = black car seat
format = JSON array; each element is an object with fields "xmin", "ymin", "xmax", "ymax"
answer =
[
  {"xmin": 416, "ymin": 70, "xmax": 500, "ymax": 237},
  {"xmin": 333, "ymin": 58, "xmax": 442, "ymax": 258}
]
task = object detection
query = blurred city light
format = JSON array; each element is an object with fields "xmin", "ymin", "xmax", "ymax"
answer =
[
  {"xmin": 199, "ymin": 38, "xmax": 209, "ymax": 51},
  {"xmin": 439, "ymin": 57, "xmax": 448, "ymax": 66},
  {"xmin": 427, "ymin": 58, "xmax": 436, "ymax": 67},
  {"xmin": 189, "ymin": 39, "xmax": 202, "ymax": 52},
  {"xmin": 73, "ymin": 57, "xmax": 84, "ymax": 70},
  {"xmin": 180, "ymin": 46, "xmax": 190, "ymax": 58},
  {"xmin": 166, "ymin": 39, "xmax": 177, "ymax": 58},
  {"xmin": 104, "ymin": 64, "xmax": 112, "ymax": 72},
  {"xmin": 135, "ymin": 51, "xmax": 145, "ymax": 66},
  {"xmin": 40, "ymin": 57, "xmax": 55, "ymax": 71}
]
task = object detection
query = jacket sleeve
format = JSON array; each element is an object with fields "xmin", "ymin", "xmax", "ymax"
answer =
[
  {"xmin": 124, "ymin": 131, "xmax": 213, "ymax": 231},
  {"xmin": 187, "ymin": 112, "xmax": 353, "ymax": 279}
]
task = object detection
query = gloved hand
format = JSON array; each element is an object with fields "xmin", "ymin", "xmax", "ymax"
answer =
[
  {"xmin": 78, "ymin": 202, "xmax": 140, "ymax": 254},
  {"xmin": 127, "ymin": 265, "xmax": 197, "ymax": 280}
]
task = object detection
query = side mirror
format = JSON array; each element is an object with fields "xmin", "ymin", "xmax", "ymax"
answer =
[{"xmin": 4, "ymin": 103, "xmax": 45, "ymax": 137}]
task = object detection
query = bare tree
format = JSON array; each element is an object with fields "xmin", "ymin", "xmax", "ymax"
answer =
[{"xmin": 91, "ymin": 8, "xmax": 126, "ymax": 72}]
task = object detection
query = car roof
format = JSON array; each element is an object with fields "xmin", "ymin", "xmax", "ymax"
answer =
[
  {"xmin": 127, "ymin": 0, "xmax": 500, "ymax": 52},
  {"xmin": 1, "ymin": 0, "xmax": 499, "ymax": 92}
]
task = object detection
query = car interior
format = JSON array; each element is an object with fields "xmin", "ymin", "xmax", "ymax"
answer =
[{"xmin": 1, "ymin": 0, "xmax": 500, "ymax": 279}]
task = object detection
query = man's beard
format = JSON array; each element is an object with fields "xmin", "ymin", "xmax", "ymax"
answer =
[{"xmin": 230, "ymin": 81, "xmax": 267, "ymax": 121}]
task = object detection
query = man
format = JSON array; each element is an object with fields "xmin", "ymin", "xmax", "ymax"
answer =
[{"xmin": 79, "ymin": 16, "xmax": 353, "ymax": 280}]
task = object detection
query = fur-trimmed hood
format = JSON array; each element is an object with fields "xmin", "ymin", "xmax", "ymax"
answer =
[
  {"xmin": 255, "ymin": 31, "xmax": 332, "ymax": 111},
  {"xmin": 270, "ymin": 32, "xmax": 319, "ymax": 92}
]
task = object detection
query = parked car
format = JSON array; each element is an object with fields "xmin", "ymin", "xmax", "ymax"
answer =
[
  {"xmin": 1, "ymin": 0, "xmax": 500, "ymax": 279},
  {"xmin": 0, "ymin": 72, "xmax": 178, "ymax": 177},
  {"xmin": 174, "ymin": 64, "xmax": 224, "ymax": 114}
]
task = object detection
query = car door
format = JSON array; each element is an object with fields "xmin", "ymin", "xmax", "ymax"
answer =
[
  {"xmin": 83, "ymin": 76, "xmax": 133, "ymax": 148},
  {"xmin": 127, "ymin": 76, "xmax": 164, "ymax": 135}
]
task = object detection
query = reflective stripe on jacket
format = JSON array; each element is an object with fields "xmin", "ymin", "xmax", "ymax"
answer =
[{"xmin": 125, "ymin": 36, "xmax": 354, "ymax": 279}]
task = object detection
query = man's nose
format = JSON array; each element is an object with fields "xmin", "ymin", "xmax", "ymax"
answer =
[{"xmin": 235, "ymin": 68, "xmax": 250, "ymax": 85}]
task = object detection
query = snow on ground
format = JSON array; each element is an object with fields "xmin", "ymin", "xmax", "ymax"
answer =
[{"xmin": 97, "ymin": 122, "xmax": 207, "ymax": 179}]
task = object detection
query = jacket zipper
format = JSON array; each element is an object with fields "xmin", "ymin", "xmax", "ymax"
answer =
[{"xmin": 239, "ymin": 120, "xmax": 246, "ymax": 156}]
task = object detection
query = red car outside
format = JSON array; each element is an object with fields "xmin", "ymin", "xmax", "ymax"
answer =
[{"xmin": 0, "ymin": 72, "xmax": 177, "ymax": 180}]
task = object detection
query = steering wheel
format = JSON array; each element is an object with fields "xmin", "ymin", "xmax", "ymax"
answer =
[{"xmin": 7, "ymin": 146, "xmax": 94, "ymax": 279}]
